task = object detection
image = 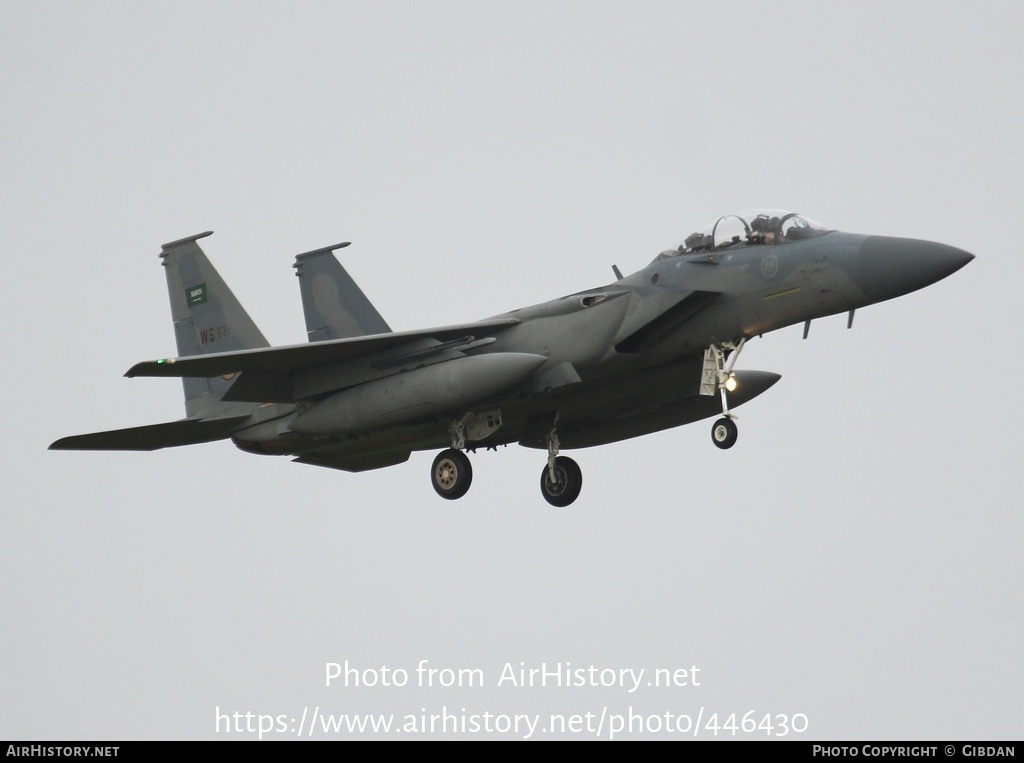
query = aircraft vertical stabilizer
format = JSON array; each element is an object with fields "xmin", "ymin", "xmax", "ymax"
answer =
[
  {"xmin": 293, "ymin": 243, "xmax": 392, "ymax": 342},
  {"xmin": 159, "ymin": 232, "xmax": 269, "ymax": 418}
]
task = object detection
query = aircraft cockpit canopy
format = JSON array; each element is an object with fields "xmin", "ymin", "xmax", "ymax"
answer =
[{"xmin": 678, "ymin": 210, "xmax": 832, "ymax": 254}]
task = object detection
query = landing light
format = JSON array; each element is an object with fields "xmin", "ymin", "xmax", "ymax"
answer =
[{"xmin": 724, "ymin": 375, "xmax": 738, "ymax": 392}]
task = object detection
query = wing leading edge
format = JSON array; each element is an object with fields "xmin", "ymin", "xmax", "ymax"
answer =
[{"xmin": 125, "ymin": 318, "xmax": 521, "ymax": 379}]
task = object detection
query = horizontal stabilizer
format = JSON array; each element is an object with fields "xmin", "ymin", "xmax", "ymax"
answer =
[
  {"xmin": 125, "ymin": 319, "xmax": 520, "ymax": 378},
  {"xmin": 49, "ymin": 414, "xmax": 251, "ymax": 451}
]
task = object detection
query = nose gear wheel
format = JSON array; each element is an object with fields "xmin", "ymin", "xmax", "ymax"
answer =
[{"xmin": 711, "ymin": 417, "xmax": 738, "ymax": 449}]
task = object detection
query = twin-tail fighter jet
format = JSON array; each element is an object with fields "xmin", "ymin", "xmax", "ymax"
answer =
[{"xmin": 51, "ymin": 211, "xmax": 973, "ymax": 506}]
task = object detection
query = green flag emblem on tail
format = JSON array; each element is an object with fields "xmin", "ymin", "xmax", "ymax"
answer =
[{"xmin": 186, "ymin": 283, "xmax": 207, "ymax": 307}]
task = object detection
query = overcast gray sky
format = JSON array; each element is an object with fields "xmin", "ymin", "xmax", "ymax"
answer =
[{"xmin": 2, "ymin": 0, "xmax": 1021, "ymax": 740}]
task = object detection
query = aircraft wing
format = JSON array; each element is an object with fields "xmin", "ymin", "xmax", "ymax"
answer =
[
  {"xmin": 125, "ymin": 318, "xmax": 520, "ymax": 379},
  {"xmin": 50, "ymin": 414, "xmax": 252, "ymax": 451}
]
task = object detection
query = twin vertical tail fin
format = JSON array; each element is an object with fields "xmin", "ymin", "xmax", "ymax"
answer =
[
  {"xmin": 293, "ymin": 243, "xmax": 391, "ymax": 342},
  {"xmin": 53, "ymin": 234, "xmax": 390, "ymax": 453},
  {"xmin": 160, "ymin": 232, "xmax": 269, "ymax": 418}
]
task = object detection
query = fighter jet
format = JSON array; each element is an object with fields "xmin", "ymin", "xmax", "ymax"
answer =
[{"xmin": 50, "ymin": 211, "xmax": 973, "ymax": 506}]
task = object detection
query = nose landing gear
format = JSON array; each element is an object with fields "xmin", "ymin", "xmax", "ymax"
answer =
[
  {"xmin": 702, "ymin": 338, "xmax": 747, "ymax": 450},
  {"xmin": 711, "ymin": 417, "xmax": 738, "ymax": 449}
]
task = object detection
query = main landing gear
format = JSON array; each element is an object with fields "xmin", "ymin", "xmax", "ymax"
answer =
[
  {"xmin": 539, "ymin": 417, "xmax": 582, "ymax": 507},
  {"xmin": 431, "ymin": 417, "xmax": 475, "ymax": 500},
  {"xmin": 702, "ymin": 338, "xmax": 747, "ymax": 451},
  {"xmin": 429, "ymin": 446, "xmax": 583, "ymax": 506},
  {"xmin": 430, "ymin": 448, "xmax": 473, "ymax": 500},
  {"xmin": 540, "ymin": 456, "xmax": 582, "ymax": 508},
  {"xmin": 429, "ymin": 414, "xmax": 583, "ymax": 506}
]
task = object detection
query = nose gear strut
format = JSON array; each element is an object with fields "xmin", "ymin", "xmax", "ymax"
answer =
[{"xmin": 701, "ymin": 338, "xmax": 747, "ymax": 449}]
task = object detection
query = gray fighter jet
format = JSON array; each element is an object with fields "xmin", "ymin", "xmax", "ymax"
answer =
[{"xmin": 51, "ymin": 211, "xmax": 973, "ymax": 506}]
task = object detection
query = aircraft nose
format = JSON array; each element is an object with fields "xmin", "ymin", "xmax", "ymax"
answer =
[{"xmin": 857, "ymin": 236, "xmax": 974, "ymax": 302}]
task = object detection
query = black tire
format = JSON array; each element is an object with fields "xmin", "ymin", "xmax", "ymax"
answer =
[
  {"xmin": 711, "ymin": 417, "xmax": 738, "ymax": 449},
  {"xmin": 431, "ymin": 449, "xmax": 473, "ymax": 500},
  {"xmin": 540, "ymin": 456, "xmax": 583, "ymax": 507}
]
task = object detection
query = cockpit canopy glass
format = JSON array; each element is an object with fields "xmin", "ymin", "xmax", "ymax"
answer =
[{"xmin": 678, "ymin": 210, "xmax": 832, "ymax": 253}]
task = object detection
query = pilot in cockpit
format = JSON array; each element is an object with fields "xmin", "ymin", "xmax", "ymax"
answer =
[{"xmin": 749, "ymin": 215, "xmax": 780, "ymax": 244}]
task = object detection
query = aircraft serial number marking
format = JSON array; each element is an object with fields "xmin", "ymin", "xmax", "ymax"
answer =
[{"xmin": 199, "ymin": 325, "xmax": 230, "ymax": 346}]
